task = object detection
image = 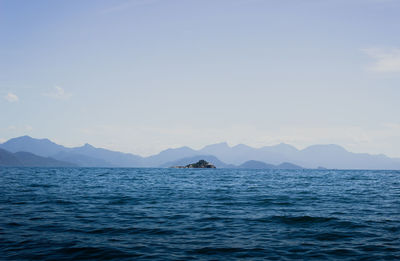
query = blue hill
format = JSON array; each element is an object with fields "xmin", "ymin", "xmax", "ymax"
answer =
[{"xmin": 0, "ymin": 148, "xmax": 75, "ymax": 167}]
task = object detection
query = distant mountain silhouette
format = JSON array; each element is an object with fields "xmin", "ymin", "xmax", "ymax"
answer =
[
  {"xmin": 52, "ymin": 151, "xmax": 113, "ymax": 167},
  {"xmin": 70, "ymin": 143, "xmax": 143, "ymax": 167},
  {"xmin": 0, "ymin": 136, "xmax": 143, "ymax": 167},
  {"xmin": 144, "ymin": 146, "xmax": 199, "ymax": 167},
  {"xmin": 1, "ymin": 136, "xmax": 400, "ymax": 169},
  {"xmin": 238, "ymin": 160, "xmax": 276, "ymax": 169},
  {"xmin": 0, "ymin": 148, "xmax": 21, "ymax": 166},
  {"xmin": 0, "ymin": 148, "xmax": 75, "ymax": 167},
  {"xmin": 238, "ymin": 160, "xmax": 303, "ymax": 169},
  {"xmin": 1, "ymin": 136, "xmax": 66, "ymax": 157},
  {"xmin": 276, "ymin": 162, "xmax": 303, "ymax": 170},
  {"xmin": 295, "ymin": 144, "xmax": 400, "ymax": 169}
]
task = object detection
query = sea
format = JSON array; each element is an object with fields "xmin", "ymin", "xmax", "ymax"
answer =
[{"xmin": 1, "ymin": 168, "xmax": 399, "ymax": 260}]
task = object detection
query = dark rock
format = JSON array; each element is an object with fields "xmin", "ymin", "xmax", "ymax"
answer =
[{"xmin": 171, "ymin": 160, "xmax": 216, "ymax": 169}]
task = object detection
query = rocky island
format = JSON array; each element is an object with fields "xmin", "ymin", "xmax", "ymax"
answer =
[{"xmin": 171, "ymin": 160, "xmax": 216, "ymax": 169}]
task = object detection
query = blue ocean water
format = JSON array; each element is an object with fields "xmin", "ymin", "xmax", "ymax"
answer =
[{"xmin": 0, "ymin": 168, "xmax": 399, "ymax": 260}]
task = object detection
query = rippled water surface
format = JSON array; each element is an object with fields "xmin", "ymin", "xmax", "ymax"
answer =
[{"xmin": 1, "ymin": 168, "xmax": 400, "ymax": 260}]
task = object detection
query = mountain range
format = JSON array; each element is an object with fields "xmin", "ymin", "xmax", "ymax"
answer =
[{"xmin": 1, "ymin": 136, "xmax": 400, "ymax": 169}]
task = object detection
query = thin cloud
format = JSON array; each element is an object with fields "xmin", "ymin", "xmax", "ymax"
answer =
[
  {"xmin": 5, "ymin": 92, "xmax": 19, "ymax": 102},
  {"xmin": 363, "ymin": 48, "xmax": 400, "ymax": 73},
  {"xmin": 43, "ymin": 86, "xmax": 72, "ymax": 100}
]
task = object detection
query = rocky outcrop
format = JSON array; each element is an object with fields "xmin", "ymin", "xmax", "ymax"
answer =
[{"xmin": 171, "ymin": 160, "xmax": 216, "ymax": 169}]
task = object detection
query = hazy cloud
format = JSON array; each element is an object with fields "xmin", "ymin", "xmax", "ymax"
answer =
[
  {"xmin": 6, "ymin": 125, "xmax": 32, "ymax": 132},
  {"xmin": 5, "ymin": 92, "xmax": 19, "ymax": 102},
  {"xmin": 364, "ymin": 48, "xmax": 400, "ymax": 72},
  {"xmin": 43, "ymin": 86, "xmax": 72, "ymax": 100}
]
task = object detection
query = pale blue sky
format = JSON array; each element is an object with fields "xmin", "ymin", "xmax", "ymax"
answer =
[{"xmin": 1, "ymin": 0, "xmax": 400, "ymax": 156}]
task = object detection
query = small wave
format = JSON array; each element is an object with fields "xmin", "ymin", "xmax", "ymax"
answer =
[
  {"xmin": 188, "ymin": 247, "xmax": 254, "ymax": 255},
  {"xmin": 37, "ymin": 199, "xmax": 74, "ymax": 205},
  {"xmin": 55, "ymin": 199, "xmax": 74, "ymax": 204},
  {"xmin": 325, "ymin": 248, "xmax": 360, "ymax": 257},
  {"xmin": 314, "ymin": 232, "xmax": 352, "ymax": 241},
  {"xmin": 330, "ymin": 220, "xmax": 368, "ymax": 229},
  {"xmin": 29, "ymin": 183, "xmax": 57, "ymax": 188},
  {"xmin": 6, "ymin": 222, "xmax": 22, "ymax": 227},
  {"xmin": 87, "ymin": 226, "xmax": 177, "ymax": 236},
  {"xmin": 106, "ymin": 197, "xmax": 134, "ymax": 205},
  {"xmin": 53, "ymin": 246, "xmax": 137, "ymax": 259},
  {"xmin": 271, "ymin": 215, "xmax": 337, "ymax": 225},
  {"xmin": 134, "ymin": 227, "xmax": 177, "ymax": 235},
  {"xmin": 255, "ymin": 198, "xmax": 294, "ymax": 206},
  {"xmin": 10, "ymin": 201, "xmax": 27, "ymax": 205}
]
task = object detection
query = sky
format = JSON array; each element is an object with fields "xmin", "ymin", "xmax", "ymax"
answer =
[{"xmin": 1, "ymin": 0, "xmax": 400, "ymax": 157}]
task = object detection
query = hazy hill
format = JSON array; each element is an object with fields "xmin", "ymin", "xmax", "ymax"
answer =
[
  {"xmin": 277, "ymin": 162, "xmax": 303, "ymax": 170},
  {"xmin": 238, "ymin": 160, "xmax": 276, "ymax": 169},
  {"xmin": 0, "ymin": 148, "xmax": 75, "ymax": 167},
  {"xmin": 52, "ymin": 151, "xmax": 114, "ymax": 167},
  {"xmin": 295, "ymin": 144, "xmax": 400, "ymax": 169},
  {"xmin": 238, "ymin": 160, "xmax": 303, "ymax": 169},
  {"xmin": 1, "ymin": 136, "xmax": 66, "ymax": 157},
  {"xmin": 0, "ymin": 136, "xmax": 143, "ymax": 167},
  {"xmin": 13, "ymin": 152, "xmax": 76, "ymax": 167},
  {"xmin": 0, "ymin": 148, "xmax": 21, "ymax": 166},
  {"xmin": 143, "ymin": 146, "xmax": 199, "ymax": 167},
  {"xmin": 71, "ymin": 143, "xmax": 143, "ymax": 167}
]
